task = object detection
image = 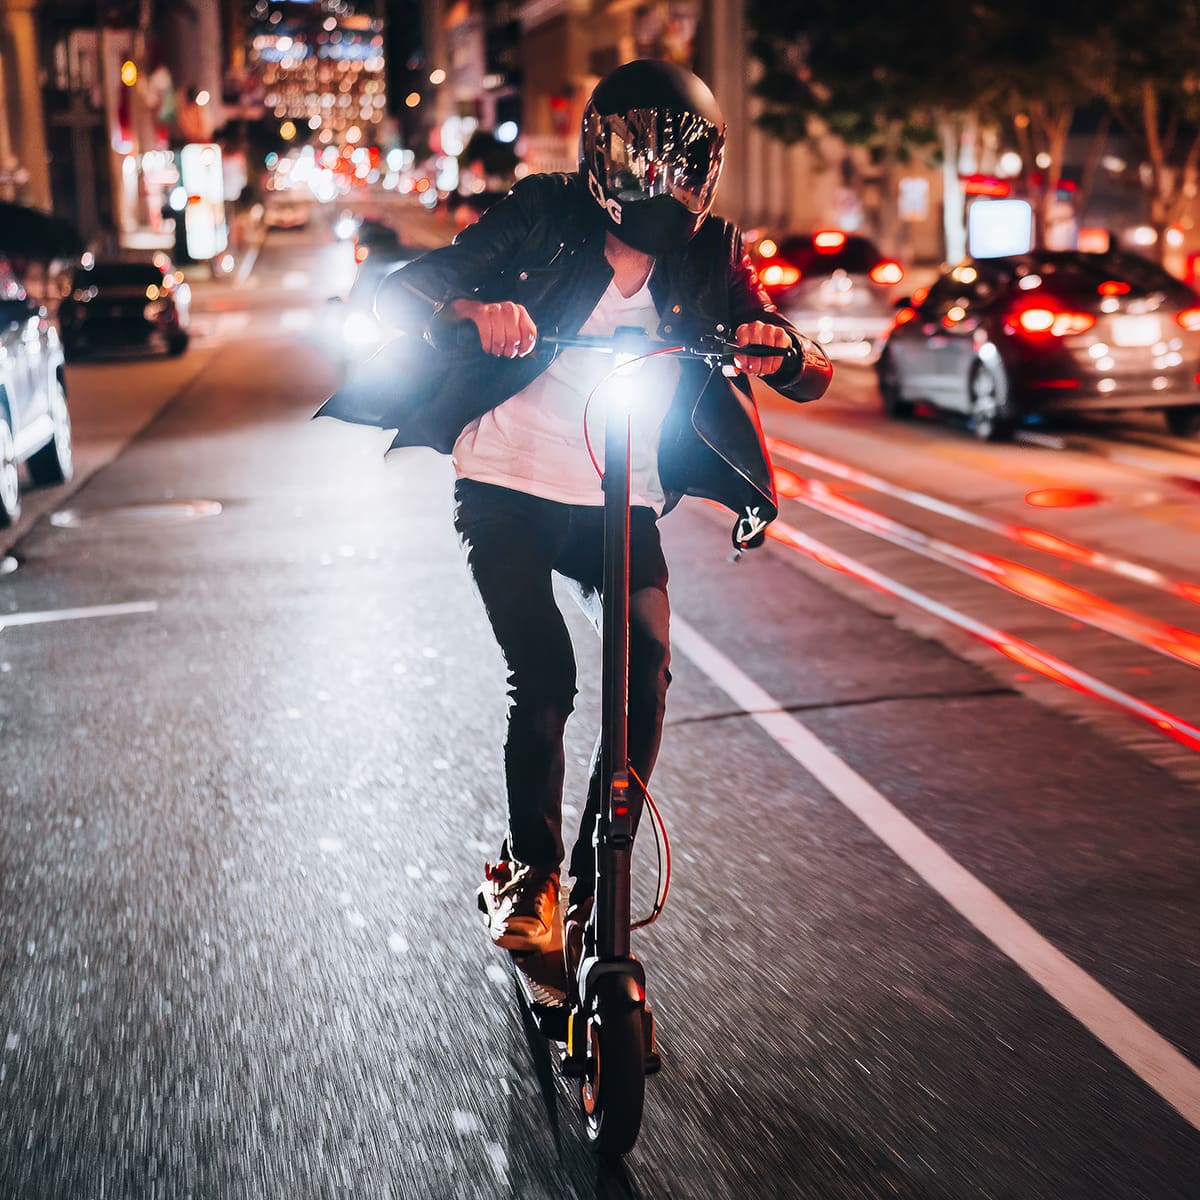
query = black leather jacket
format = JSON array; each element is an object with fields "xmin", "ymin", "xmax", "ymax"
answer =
[{"xmin": 317, "ymin": 172, "xmax": 832, "ymax": 542}]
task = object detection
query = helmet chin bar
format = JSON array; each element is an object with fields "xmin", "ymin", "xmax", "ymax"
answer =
[{"xmin": 598, "ymin": 192, "xmax": 701, "ymax": 254}]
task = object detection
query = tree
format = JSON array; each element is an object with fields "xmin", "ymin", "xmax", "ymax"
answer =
[
  {"xmin": 748, "ymin": 0, "xmax": 1000, "ymax": 258},
  {"xmin": 1087, "ymin": 0, "xmax": 1200, "ymax": 259},
  {"xmin": 746, "ymin": 1, "xmax": 1132, "ymax": 257},
  {"xmin": 974, "ymin": 0, "xmax": 1112, "ymax": 247}
]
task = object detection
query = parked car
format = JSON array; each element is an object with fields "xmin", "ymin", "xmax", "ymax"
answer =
[
  {"xmin": 58, "ymin": 257, "xmax": 190, "ymax": 360},
  {"xmin": 265, "ymin": 196, "xmax": 310, "ymax": 230},
  {"xmin": 0, "ymin": 260, "xmax": 72, "ymax": 527},
  {"xmin": 752, "ymin": 230, "xmax": 905, "ymax": 363},
  {"xmin": 876, "ymin": 250, "xmax": 1200, "ymax": 441}
]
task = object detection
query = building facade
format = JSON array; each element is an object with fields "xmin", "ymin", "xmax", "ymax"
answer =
[
  {"xmin": 0, "ymin": 0, "xmax": 52, "ymax": 209},
  {"xmin": 243, "ymin": 0, "xmax": 388, "ymax": 147}
]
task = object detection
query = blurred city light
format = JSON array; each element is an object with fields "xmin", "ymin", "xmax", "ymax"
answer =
[
  {"xmin": 120, "ymin": 60, "xmax": 138, "ymax": 86},
  {"xmin": 429, "ymin": 68, "xmax": 446, "ymax": 85},
  {"xmin": 280, "ymin": 120, "xmax": 297, "ymax": 141},
  {"xmin": 997, "ymin": 151, "xmax": 1022, "ymax": 176},
  {"xmin": 405, "ymin": 91, "xmax": 420, "ymax": 108}
]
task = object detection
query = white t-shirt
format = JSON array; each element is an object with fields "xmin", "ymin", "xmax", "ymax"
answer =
[{"xmin": 452, "ymin": 277, "xmax": 680, "ymax": 511}]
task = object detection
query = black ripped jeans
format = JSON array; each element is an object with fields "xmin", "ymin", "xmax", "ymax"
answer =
[{"xmin": 453, "ymin": 479, "xmax": 672, "ymax": 899}]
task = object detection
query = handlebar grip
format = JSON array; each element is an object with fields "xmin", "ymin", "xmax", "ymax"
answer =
[
  {"xmin": 733, "ymin": 341, "xmax": 797, "ymax": 360},
  {"xmin": 452, "ymin": 319, "xmax": 482, "ymax": 352}
]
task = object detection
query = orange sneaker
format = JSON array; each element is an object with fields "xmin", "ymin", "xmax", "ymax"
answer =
[{"xmin": 476, "ymin": 860, "xmax": 560, "ymax": 953}]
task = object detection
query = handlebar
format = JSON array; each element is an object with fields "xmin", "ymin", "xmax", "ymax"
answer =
[
  {"xmin": 445, "ymin": 320, "xmax": 782, "ymax": 556},
  {"xmin": 539, "ymin": 327, "xmax": 797, "ymax": 367},
  {"xmin": 449, "ymin": 319, "xmax": 796, "ymax": 368}
]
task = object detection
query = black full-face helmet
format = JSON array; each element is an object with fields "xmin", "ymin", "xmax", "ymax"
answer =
[{"xmin": 580, "ymin": 59, "xmax": 726, "ymax": 254}]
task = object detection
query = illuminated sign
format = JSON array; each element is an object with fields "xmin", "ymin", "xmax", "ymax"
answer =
[
  {"xmin": 180, "ymin": 143, "xmax": 229, "ymax": 260},
  {"xmin": 968, "ymin": 199, "xmax": 1034, "ymax": 259}
]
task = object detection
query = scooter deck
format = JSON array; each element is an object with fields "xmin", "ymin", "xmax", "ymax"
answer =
[
  {"xmin": 477, "ymin": 882, "xmax": 572, "ymax": 1041},
  {"xmin": 510, "ymin": 945, "xmax": 570, "ymax": 1042}
]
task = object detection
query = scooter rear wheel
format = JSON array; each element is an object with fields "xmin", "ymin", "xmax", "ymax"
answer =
[{"xmin": 581, "ymin": 975, "xmax": 645, "ymax": 1156}]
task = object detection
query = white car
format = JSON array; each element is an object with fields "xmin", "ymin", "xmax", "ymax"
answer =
[
  {"xmin": 265, "ymin": 200, "xmax": 310, "ymax": 231},
  {"xmin": 753, "ymin": 231, "xmax": 905, "ymax": 363},
  {"xmin": 0, "ymin": 261, "xmax": 72, "ymax": 527}
]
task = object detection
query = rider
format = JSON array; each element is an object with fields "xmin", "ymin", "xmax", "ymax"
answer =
[{"xmin": 328, "ymin": 60, "xmax": 832, "ymax": 953}]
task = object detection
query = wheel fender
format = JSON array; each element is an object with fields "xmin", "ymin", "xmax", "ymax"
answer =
[{"xmin": 579, "ymin": 957, "xmax": 646, "ymax": 1011}]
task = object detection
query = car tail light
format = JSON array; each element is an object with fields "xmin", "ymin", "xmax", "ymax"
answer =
[
  {"xmin": 1015, "ymin": 307, "xmax": 1096, "ymax": 337},
  {"xmin": 870, "ymin": 260, "xmax": 904, "ymax": 286},
  {"xmin": 1098, "ymin": 280, "xmax": 1131, "ymax": 296},
  {"xmin": 813, "ymin": 230, "xmax": 847, "ymax": 252},
  {"xmin": 893, "ymin": 306, "xmax": 917, "ymax": 328},
  {"xmin": 1175, "ymin": 307, "xmax": 1200, "ymax": 331},
  {"xmin": 759, "ymin": 261, "xmax": 801, "ymax": 288}
]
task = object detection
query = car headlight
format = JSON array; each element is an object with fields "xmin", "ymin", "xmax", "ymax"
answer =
[{"xmin": 343, "ymin": 310, "xmax": 382, "ymax": 347}]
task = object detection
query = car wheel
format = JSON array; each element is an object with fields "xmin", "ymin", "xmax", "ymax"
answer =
[
  {"xmin": 968, "ymin": 362, "xmax": 1014, "ymax": 442},
  {"xmin": 877, "ymin": 348, "xmax": 915, "ymax": 419},
  {"xmin": 1164, "ymin": 404, "xmax": 1200, "ymax": 438},
  {"xmin": 167, "ymin": 331, "xmax": 190, "ymax": 357},
  {"xmin": 26, "ymin": 379, "xmax": 73, "ymax": 487},
  {"xmin": 0, "ymin": 411, "xmax": 21, "ymax": 528}
]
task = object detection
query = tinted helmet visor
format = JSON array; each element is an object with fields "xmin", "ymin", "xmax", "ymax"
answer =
[{"xmin": 593, "ymin": 108, "xmax": 725, "ymax": 216}]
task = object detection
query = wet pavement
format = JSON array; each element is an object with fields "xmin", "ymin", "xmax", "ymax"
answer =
[{"xmin": 1, "ymin": 211, "xmax": 1198, "ymax": 1199}]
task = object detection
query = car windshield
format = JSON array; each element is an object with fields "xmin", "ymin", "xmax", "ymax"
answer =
[
  {"xmin": 83, "ymin": 263, "xmax": 165, "ymax": 287},
  {"xmin": 775, "ymin": 234, "xmax": 884, "ymax": 276},
  {"xmin": 995, "ymin": 252, "xmax": 1196, "ymax": 304}
]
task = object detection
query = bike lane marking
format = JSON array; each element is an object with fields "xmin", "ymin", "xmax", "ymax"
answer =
[
  {"xmin": 753, "ymin": 514, "xmax": 1200, "ymax": 754},
  {"xmin": 766, "ymin": 435, "xmax": 1200, "ymax": 608},
  {"xmin": 671, "ymin": 612, "xmax": 1200, "ymax": 1132},
  {"xmin": 0, "ymin": 601, "xmax": 158, "ymax": 632}
]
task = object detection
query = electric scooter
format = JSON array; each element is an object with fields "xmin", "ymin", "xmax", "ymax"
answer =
[{"xmin": 495, "ymin": 328, "xmax": 793, "ymax": 1156}]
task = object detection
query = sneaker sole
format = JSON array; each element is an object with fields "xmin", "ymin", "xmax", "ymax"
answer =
[{"xmin": 493, "ymin": 927, "xmax": 556, "ymax": 954}]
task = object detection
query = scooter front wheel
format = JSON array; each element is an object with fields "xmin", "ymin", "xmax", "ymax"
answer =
[{"xmin": 580, "ymin": 974, "xmax": 645, "ymax": 1156}]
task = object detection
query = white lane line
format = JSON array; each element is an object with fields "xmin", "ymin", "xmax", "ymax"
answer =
[
  {"xmin": 671, "ymin": 614, "xmax": 1200, "ymax": 1131},
  {"xmin": 0, "ymin": 601, "xmax": 158, "ymax": 630},
  {"xmin": 234, "ymin": 237, "xmax": 265, "ymax": 286}
]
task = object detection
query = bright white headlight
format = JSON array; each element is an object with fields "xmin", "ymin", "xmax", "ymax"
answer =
[{"xmin": 343, "ymin": 310, "xmax": 381, "ymax": 347}]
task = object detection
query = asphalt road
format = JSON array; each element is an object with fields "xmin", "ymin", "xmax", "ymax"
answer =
[{"xmin": 2, "ymin": 215, "xmax": 1199, "ymax": 1198}]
